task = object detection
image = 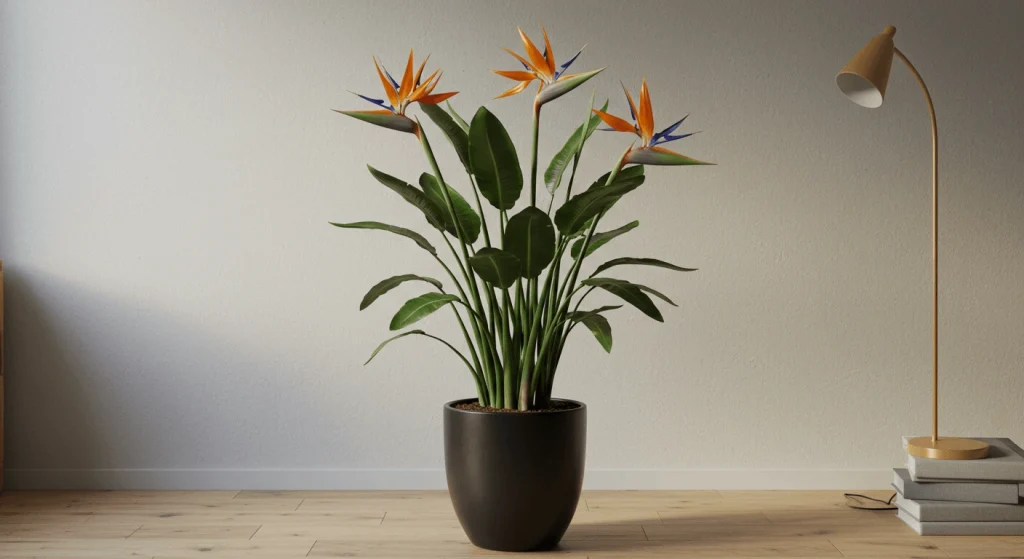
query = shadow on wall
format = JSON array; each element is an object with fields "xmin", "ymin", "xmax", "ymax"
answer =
[{"xmin": 2, "ymin": 266, "xmax": 345, "ymax": 488}]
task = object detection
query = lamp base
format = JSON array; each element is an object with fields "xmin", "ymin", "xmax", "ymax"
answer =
[{"xmin": 907, "ymin": 437, "xmax": 990, "ymax": 460}]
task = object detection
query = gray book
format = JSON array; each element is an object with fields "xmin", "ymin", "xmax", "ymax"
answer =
[
  {"xmin": 897, "ymin": 508, "xmax": 1024, "ymax": 536},
  {"xmin": 903, "ymin": 437, "xmax": 1024, "ymax": 482},
  {"xmin": 897, "ymin": 494, "xmax": 1024, "ymax": 522},
  {"xmin": 893, "ymin": 468, "xmax": 1021, "ymax": 504}
]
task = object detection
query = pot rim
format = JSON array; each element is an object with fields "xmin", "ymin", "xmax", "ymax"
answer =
[{"xmin": 444, "ymin": 398, "xmax": 586, "ymax": 415}]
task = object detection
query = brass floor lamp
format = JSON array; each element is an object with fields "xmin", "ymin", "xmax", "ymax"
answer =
[{"xmin": 835, "ymin": 26, "xmax": 988, "ymax": 460}]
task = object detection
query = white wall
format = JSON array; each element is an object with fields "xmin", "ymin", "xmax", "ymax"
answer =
[{"xmin": 1, "ymin": 0, "xmax": 1021, "ymax": 490}]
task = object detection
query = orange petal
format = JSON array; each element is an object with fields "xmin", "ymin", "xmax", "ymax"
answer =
[
  {"xmin": 423, "ymin": 70, "xmax": 443, "ymax": 96},
  {"xmin": 493, "ymin": 69, "xmax": 537, "ymax": 81},
  {"xmin": 593, "ymin": 109, "xmax": 636, "ymax": 133},
  {"xmin": 409, "ymin": 69, "xmax": 440, "ymax": 101},
  {"xmin": 621, "ymin": 82, "xmax": 639, "ymax": 123},
  {"xmin": 542, "ymin": 26, "xmax": 555, "ymax": 76},
  {"xmin": 638, "ymin": 78, "xmax": 654, "ymax": 143},
  {"xmin": 418, "ymin": 91, "xmax": 458, "ymax": 105},
  {"xmin": 518, "ymin": 28, "xmax": 551, "ymax": 79},
  {"xmin": 373, "ymin": 57, "xmax": 399, "ymax": 108},
  {"xmin": 413, "ymin": 54, "xmax": 430, "ymax": 88},
  {"xmin": 398, "ymin": 49, "xmax": 415, "ymax": 100},
  {"xmin": 496, "ymin": 80, "xmax": 533, "ymax": 99},
  {"xmin": 503, "ymin": 47, "xmax": 541, "ymax": 74}
]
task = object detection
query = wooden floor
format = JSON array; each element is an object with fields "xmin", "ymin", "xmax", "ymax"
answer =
[{"xmin": 0, "ymin": 490, "xmax": 1021, "ymax": 558}]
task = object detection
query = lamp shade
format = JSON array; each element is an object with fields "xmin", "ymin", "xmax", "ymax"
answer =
[{"xmin": 836, "ymin": 25, "xmax": 897, "ymax": 108}]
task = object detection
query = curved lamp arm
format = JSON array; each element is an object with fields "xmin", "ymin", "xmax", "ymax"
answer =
[{"xmin": 894, "ymin": 47, "xmax": 940, "ymax": 443}]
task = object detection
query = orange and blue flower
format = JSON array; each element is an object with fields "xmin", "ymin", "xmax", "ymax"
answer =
[
  {"xmin": 493, "ymin": 27, "xmax": 603, "ymax": 108},
  {"xmin": 337, "ymin": 51, "xmax": 458, "ymax": 134},
  {"xmin": 593, "ymin": 80, "xmax": 712, "ymax": 166}
]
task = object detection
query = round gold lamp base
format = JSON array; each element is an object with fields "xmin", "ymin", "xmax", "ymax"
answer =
[{"xmin": 906, "ymin": 437, "xmax": 990, "ymax": 460}]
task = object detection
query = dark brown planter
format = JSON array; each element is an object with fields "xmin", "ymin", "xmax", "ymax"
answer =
[{"xmin": 443, "ymin": 398, "xmax": 587, "ymax": 552}]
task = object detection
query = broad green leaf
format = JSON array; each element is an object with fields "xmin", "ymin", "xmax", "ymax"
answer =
[
  {"xmin": 330, "ymin": 221, "xmax": 436, "ymax": 255},
  {"xmin": 419, "ymin": 173, "xmax": 481, "ymax": 244},
  {"xmin": 554, "ymin": 173, "xmax": 645, "ymax": 235},
  {"xmin": 580, "ymin": 277, "xmax": 663, "ymax": 322},
  {"xmin": 447, "ymin": 101, "xmax": 470, "ymax": 133},
  {"xmin": 535, "ymin": 67, "xmax": 605, "ymax": 106},
  {"xmin": 637, "ymin": 284, "xmax": 678, "ymax": 307},
  {"xmin": 503, "ymin": 207, "xmax": 555, "ymax": 278},
  {"xmin": 571, "ymin": 220, "xmax": 639, "ymax": 259},
  {"xmin": 469, "ymin": 107, "xmax": 522, "ymax": 210},
  {"xmin": 590, "ymin": 257, "xmax": 697, "ymax": 278},
  {"xmin": 420, "ymin": 103, "xmax": 471, "ymax": 172},
  {"xmin": 468, "ymin": 247, "xmax": 521, "ymax": 289},
  {"xmin": 334, "ymin": 110, "xmax": 418, "ymax": 134},
  {"xmin": 586, "ymin": 165, "xmax": 645, "ymax": 192},
  {"xmin": 367, "ymin": 166, "xmax": 446, "ymax": 230},
  {"xmin": 562, "ymin": 304, "xmax": 622, "ymax": 326},
  {"xmin": 568, "ymin": 312, "xmax": 612, "ymax": 352},
  {"xmin": 360, "ymin": 274, "xmax": 443, "ymax": 311},
  {"xmin": 365, "ymin": 330, "xmax": 427, "ymax": 365},
  {"xmin": 389, "ymin": 292, "xmax": 460, "ymax": 330},
  {"xmin": 545, "ymin": 100, "xmax": 608, "ymax": 195}
]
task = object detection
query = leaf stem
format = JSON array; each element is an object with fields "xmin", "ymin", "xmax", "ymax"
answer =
[{"xmin": 421, "ymin": 124, "xmax": 500, "ymax": 404}]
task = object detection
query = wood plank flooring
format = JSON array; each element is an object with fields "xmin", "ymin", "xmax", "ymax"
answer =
[{"xmin": 0, "ymin": 490, "xmax": 1020, "ymax": 557}]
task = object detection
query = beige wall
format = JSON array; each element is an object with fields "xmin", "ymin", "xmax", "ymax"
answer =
[{"xmin": 0, "ymin": 0, "xmax": 1021, "ymax": 489}]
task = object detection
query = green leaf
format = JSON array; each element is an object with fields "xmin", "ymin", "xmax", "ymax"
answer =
[
  {"xmin": 366, "ymin": 166, "xmax": 446, "ymax": 231},
  {"xmin": 360, "ymin": 274, "xmax": 443, "ymax": 311},
  {"xmin": 554, "ymin": 172, "xmax": 645, "ymax": 236},
  {"xmin": 571, "ymin": 220, "xmax": 638, "ymax": 259},
  {"xmin": 580, "ymin": 277, "xmax": 663, "ymax": 322},
  {"xmin": 590, "ymin": 257, "xmax": 697, "ymax": 278},
  {"xmin": 535, "ymin": 67, "xmax": 605, "ymax": 106},
  {"xmin": 364, "ymin": 330, "xmax": 427, "ymax": 365},
  {"xmin": 468, "ymin": 247, "xmax": 521, "ymax": 289},
  {"xmin": 446, "ymin": 101, "xmax": 470, "ymax": 133},
  {"xmin": 469, "ymin": 107, "xmax": 522, "ymax": 210},
  {"xmin": 586, "ymin": 165, "xmax": 645, "ymax": 192},
  {"xmin": 545, "ymin": 100, "xmax": 608, "ymax": 195},
  {"xmin": 364, "ymin": 329, "xmax": 475, "ymax": 375},
  {"xmin": 563, "ymin": 304, "xmax": 622, "ymax": 326},
  {"xmin": 503, "ymin": 207, "xmax": 555, "ymax": 278},
  {"xmin": 389, "ymin": 293, "xmax": 460, "ymax": 330},
  {"xmin": 567, "ymin": 304, "xmax": 623, "ymax": 319},
  {"xmin": 568, "ymin": 312, "xmax": 612, "ymax": 352},
  {"xmin": 330, "ymin": 221, "xmax": 436, "ymax": 256},
  {"xmin": 636, "ymin": 284, "xmax": 678, "ymax": 307},
  {"xmin": 419, "ymin": 173, "xmax": 481, "ymax": 244},
  {"xmin": 420, "ymin": 103, "xmax": 471, "ymax": 172}
]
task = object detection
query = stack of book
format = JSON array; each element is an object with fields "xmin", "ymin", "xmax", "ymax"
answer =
[{"xmin": 894, "ymin": 437, "xmax": 1024, "ymax": 535}]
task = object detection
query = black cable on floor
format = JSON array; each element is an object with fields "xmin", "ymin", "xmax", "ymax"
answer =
[{"xmin": 844, "ymin": 492, "xmax": 897, "ymax": 510}]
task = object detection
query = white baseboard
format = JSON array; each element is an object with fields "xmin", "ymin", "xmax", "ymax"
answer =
[{"xmin": 5, "ymin": 468, "xmax": 892, "ymax": 491}]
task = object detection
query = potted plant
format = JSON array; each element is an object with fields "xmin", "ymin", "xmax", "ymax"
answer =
[{"xmin": 331, "ymin": 26, "xmax": 711, "ymax": 552}]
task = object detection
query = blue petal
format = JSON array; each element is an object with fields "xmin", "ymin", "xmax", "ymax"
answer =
[
  {"xmin": 652, "ymin": 132, "xmax": 695, "ymax": 146},
  {"xmin": 553, "ymin": 46, "xmax": 584, "ymax": 80},
  {"xmin": 381, "ymin": 65, "xmax": 400, "ymax": 90},
  {"xmin": 351, "ymin": 92, "xmax": 395, "ymax": 113},
  {"xmin": 597, "ymin": 127, "xmax": 618, "ymax": 132},
  {"xmin": 652, "ymin": 115, "xmax": 689, "ymax": 143},
  {"xmin": 624, "ymin": 89, "xmax": 636, "ymax": 122}
]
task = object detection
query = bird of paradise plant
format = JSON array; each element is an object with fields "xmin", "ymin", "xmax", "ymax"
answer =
[{"xmin": 332, "ymin": 27, "xmax": 712, "ymax": 410}]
